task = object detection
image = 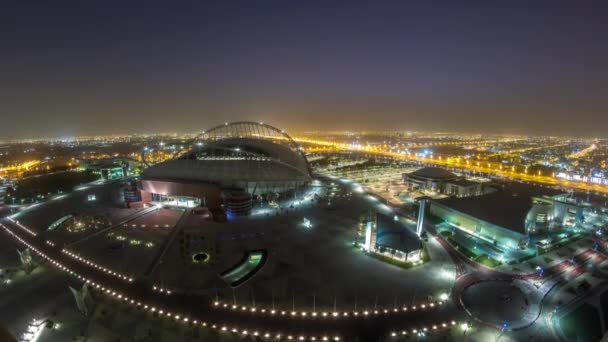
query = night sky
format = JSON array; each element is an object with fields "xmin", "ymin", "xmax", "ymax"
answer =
[{"xmin": 1, "ymin": 1, "xmax": 607, "ymax": 138}]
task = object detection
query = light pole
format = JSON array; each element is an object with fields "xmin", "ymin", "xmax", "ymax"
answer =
[{"xmin": 461, "ymin": 322, "xmax": 469, "ymax": 336}]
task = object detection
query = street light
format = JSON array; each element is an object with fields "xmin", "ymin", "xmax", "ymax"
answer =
[{"xmin": 461, "ymin": 322, "xmax": 469, "ymax": 335}]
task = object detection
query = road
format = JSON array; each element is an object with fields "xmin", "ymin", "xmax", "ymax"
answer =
[{"xmin": 299, "ymin": 139, "xmax": 608, "ymax": 195}]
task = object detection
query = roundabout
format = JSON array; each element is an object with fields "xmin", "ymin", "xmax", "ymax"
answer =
[{"xmin": 458, "ymin": 273, "xmax": 544, "ymax": 330}]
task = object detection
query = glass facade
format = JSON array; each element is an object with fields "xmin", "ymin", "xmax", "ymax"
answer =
[{"xmin": 150, "ymin": 193, "xmax": 202, "ymax": 208}]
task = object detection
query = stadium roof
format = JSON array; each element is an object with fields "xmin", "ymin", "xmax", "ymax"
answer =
[{"xmin": 142, "ymin": 122, "xmax": 311, "ymax": 184}]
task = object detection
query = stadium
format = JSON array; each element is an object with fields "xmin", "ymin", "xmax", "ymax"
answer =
[{"xmin": 140, "ymin": 122, "xmax": 312, "ymax": 216}]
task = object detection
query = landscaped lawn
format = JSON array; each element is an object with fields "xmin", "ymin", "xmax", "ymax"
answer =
[{"xmin": 474, "ymin": 254, "xmax": 502, "ymax": 268}]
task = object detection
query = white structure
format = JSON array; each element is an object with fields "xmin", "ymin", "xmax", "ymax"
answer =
[
  {"xmin": 364, "ymin": 220, "xmax": 374, "ymax": 252},
  {"xmin": 70, "ymin": 284, "xmax": 95, "ymax": 316},
  {"xmin": 17, "ymin": 248, "xmax": 37, "ymax": 273},
  {"xmin": 416, "ymin": 199, "xmax": 427, "ymax": 237}
]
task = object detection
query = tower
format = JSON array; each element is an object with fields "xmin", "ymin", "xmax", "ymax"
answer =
[
  {"xmin": 363, "ymin": 211, "xmax": 377, "ymax": 252},
  {"xmin": 416, "ymin": 199, "xmax": 427, "ymax": 237}
]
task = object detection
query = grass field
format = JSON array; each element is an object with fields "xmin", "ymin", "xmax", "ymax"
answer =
[{"xmin": 474, "ymin": 254, "xmax": 502, "ymax": 268}]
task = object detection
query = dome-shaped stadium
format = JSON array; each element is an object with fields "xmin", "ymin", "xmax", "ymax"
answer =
[{"xmin": 140, "ymin": 122, "xmax": 311, "ymax": 215}]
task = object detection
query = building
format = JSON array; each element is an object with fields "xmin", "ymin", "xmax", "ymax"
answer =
[
  {"xmin": 83, "ymin": 158, "xmax": 133, "ymax": 180},
  {"xmin": 123, "ymin": 181, "xmax": 142, "ymax": 206},
  {"xmin": 526, "ymin": 194, "xmax": 585, "ymax": 232},
  {"xmin": 375, "ymin": 213, "xmax": 423, "ymax": 262},
  {"xmin": 222, "ymin": 190, "xmax": 253, "ymax": 218},
  {"xmin": 430, "ymin": 182, "xmax": 576, "ymax": 250},
  {"xmin": 0, "ymin": 183, "xmax": 6, "ymax": 206},
  {"xmin": 140, "ymin": 122, "xmax": 312, "ymax": 214},
  {"xmin": 403, "ymin": 167, "xmax": 482, "ymax": 197},
  {"xmin": 358, "ymin": 211, "xmax": 422, "ymax": 262},
  {"xmin": 444, "ymin": 178, "xmax": 483, "ymax": 197}
]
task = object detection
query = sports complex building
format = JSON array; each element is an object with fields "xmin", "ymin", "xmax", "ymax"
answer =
[
  {"xmin": 403, "ymin": 167, "xmax": 484, "ymax": 197},
  {"xmin": 139, "ymin": 122, "xmax": 312, "ymax": 217},
  {"xmin": 82, "ymin": 158, "xmax": 136, "ymax": 180},
  {"xmin": 430, "ymin": 182, "xmax": 584, "ymax": 251}
]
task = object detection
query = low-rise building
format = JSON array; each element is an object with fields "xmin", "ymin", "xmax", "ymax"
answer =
[
  {"xmin": 430, "ymin": 182, "xmax": 580, "ymax": 251},
  {"xmin": 82, "ymin": 158, "xmax": 132, "ymax": 180},
  {"xmin": 357, "ymin": 211, "xmax": 422, "ymax": 262},
  {"xmin": 403, "ymin": 167, "xmax": 483, "ymax": 197}
]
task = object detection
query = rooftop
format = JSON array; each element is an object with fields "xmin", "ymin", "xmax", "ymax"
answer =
[
  {"xmin": 142, "ymin": 159, "xmax": 311, "ymax": 183},
  {"xmin": 408, "ymin": 167, "xmax": 456, "ymax": 180},
  {"xmin": 433, "ymin": 181, "xmax": 565, "ymax": 234},
  {"xmin": 375, "ymin": 213, "xmax": 422, "ymax": 253}
]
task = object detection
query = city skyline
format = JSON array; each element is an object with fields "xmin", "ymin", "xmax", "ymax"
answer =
[
  {"xmin": 1, "ymin": 128, "xmax": 607, "ymax": 145},
  {"xmin": 2, "ymin": 1, "xmax": 608, "ymax": 138}
]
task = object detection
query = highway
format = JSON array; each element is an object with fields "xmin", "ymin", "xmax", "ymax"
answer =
[{"xmin": 297, "ymin": 138, "xmax": 608, "ymax": 195}]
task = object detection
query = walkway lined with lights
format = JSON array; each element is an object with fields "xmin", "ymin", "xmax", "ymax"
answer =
[
  {"xmin": 6, "ymin": 217, "xmax": 37, "ymax": 236},
  {"xmin": 62, "ymin": 249, "xmax": 134, "ymax": 283},
  {"xmin": 210, "ymin": 297, "xmax": 448, "ymax": 320}
]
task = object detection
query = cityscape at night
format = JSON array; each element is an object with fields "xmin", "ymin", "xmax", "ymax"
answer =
[{"xmin": 1, "ymin": 1, "xmax": 608, "ymax": 342}]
